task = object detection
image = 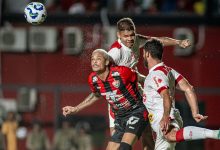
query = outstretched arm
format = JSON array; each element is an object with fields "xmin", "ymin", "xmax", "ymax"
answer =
[
  {"xmin": 62, "ymin": 92, "xmax": 101, "ymax": 116},
  {"xmin": 137, "ymin": 34, "xmax": 191, "ymax": 48},
  {"xmin": 176, "ymin": 78, "xmax": 208, "ymax": 122},
  {"xmin": 152, "ymin": 37, "xmax": 191, "ymax": 48}
]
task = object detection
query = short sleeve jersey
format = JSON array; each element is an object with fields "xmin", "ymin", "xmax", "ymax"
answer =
[
  {"xmin": 143, "ymin": 62, "xmax": 183, "ymax": 115},
  {"xmin": 108, "ymin": 36, "xmax": 146, "ymax": 68},
  {"xmin": 88, "ymin": 66, "xmax": 143, "ymax": 117}
]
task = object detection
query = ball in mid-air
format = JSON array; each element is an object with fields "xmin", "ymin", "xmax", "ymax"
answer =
[{"xmin": 24, "ymin": 2, "xmax": 47, "ymax": 25}]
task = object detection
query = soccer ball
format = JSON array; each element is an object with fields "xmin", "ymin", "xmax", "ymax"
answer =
[{"xmin": 24, "ymin": 2, "xmax": 47, "ymax": 25}]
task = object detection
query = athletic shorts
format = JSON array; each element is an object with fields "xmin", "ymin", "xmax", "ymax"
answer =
[
  {"xmin": 149, "ymin": 109, "xmax": 183, "ymax": 150},
  {"xmin": 110, "ymin": 106, "xmax": 148, "ymax": 143},
  {"xmin": 108, "ymin": 104, "xmax": 115, "ymax": 128}
]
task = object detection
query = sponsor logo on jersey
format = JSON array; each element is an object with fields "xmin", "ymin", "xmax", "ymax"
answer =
[
  {"xmin": 148, "ymin": 113, "xmax": 154, "ymax": 123},
  {"xmin": 92, "ymin": 76, "xmax": 98, "ymax": 82},
  {"xmin": 112, "ymin": 79, "xmax": 120, "ymax": 88},
  {"xmin": 153, "ymin": 76, "xmax": 163, "ymax": 87},
  {"xmin": 112, "ymin": 71, "xmax": 120, "ymax": 77},
  {"xmin": 158, "ymin": 78, "xmax": 162, "ymax": 83}
]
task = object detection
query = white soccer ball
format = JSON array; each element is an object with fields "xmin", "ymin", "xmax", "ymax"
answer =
[{"xmin": 24, "ymin": 2, "xmax": 47, "ymax": 25}]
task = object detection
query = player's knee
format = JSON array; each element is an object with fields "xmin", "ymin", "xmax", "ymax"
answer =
[
  {"xmin": 164, "ymin": 131, "xmax": 177, "ymax": 142},
  {"xmin": 119, "ymin": 142, "xmax": 132, "ymax": 150}
]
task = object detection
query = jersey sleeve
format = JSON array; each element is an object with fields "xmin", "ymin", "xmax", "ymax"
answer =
[
  {"xmin": 149, "ymin": 71, "xmax": 169, "ymax": 94},
  {"xmin": 88, "ymin": 74, "xmax": 97, "ymax": 93},
  {"xmin": 171, "ymin": 68, "xmax": 184, "ymax": 85},
  {"xmin": 108, "ymin": 48, "xmax": 121, "ymax": 65}
]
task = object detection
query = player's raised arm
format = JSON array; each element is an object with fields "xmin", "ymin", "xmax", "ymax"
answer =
[
  {"xmin": 137, "ymin": 34, "xmax": 191, "ymax": 48},
  {"xmin": 152, "ymin": 37, "xmax": 191, "ymax": 48},
  {"xmin": 176, "ymin": 78, "xmax": 208, "ymax": 122},
  {"xmin": 62, "ymin": 92, "xmax": 101, "ymax": 117}
]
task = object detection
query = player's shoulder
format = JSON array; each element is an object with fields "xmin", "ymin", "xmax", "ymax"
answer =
[
  {"xmin": 148, "ymin": 68, "xmax": 166, "ymax": 79},
  {"xmin": 109, "ymin": 40, "xmax": 122, "ymax": 51},
  {"xmin": 152, "ymin": 65, "xmax": 173, "ymax": 76},
  {"xmin": 88, "ymin": 72, "xmax": 97, "ymax": 83},
  {"xmin": 111, "ymin": 66, "xmax": 133, "ymax": 74}
]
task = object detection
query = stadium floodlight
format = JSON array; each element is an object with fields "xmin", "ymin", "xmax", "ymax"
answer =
[
  {"xmin": 63, "ymin": 27, "xmax": 83, "ymax": 55},
  {"xmin": 0, "ymin": 27, "xmax": 27, "ymax": 52},
  {"xmin": 173, "ymin": 27, "xmax": 194, "ymax": 56},
  {"xmin": 29, "ymin": 26, "xmax": 58, "ymax": 52}
]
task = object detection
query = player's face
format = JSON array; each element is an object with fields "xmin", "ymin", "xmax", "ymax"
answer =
[
  {"xmin": 117, "ymin": 30, "xmax": 136, "ymax": 48},
  {"xmin": 91, "ymin": 52, "xmax": 107, "ymax": 72},
  {"xmin": 143, "ymin": 50, "xmax": 148, "ymax": 68}
]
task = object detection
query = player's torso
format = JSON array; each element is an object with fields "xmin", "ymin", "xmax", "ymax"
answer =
[
  {"xmin": 109, "ymin": 38, "xmax": 141, "ymax": 68},
  {"xmin": 91, "ymin": 67, "xmax": 142, "ymax": 114},
  {"xmin": 143, "ymin": 65, "xmax": 176, "ymax": 114}
]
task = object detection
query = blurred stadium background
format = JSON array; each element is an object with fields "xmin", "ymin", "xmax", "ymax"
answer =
[{"xmin": 0, "ymin": 0, "xmax": 220, "ymax": 149}]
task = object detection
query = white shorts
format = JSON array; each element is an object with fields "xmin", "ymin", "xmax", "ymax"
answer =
[
  {"xmin": 108, "ymin": 104, "xmax": 115, "ymax": 128},
  {"xmin": 149, "ymin": 109, "xmax": 183, "ymax": 150}
]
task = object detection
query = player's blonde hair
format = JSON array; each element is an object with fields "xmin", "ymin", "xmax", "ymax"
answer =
[{"xmin": 92, "ymin": 49, "xmax": 110, "ymax": 61}]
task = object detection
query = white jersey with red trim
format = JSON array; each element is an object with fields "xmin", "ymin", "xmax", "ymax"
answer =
[
  {"xmin": 108, "ymin": 36, "xmax": 146, "ymax": 68},
  {"xmin": 143, "ymin": 62, "xmax": 184, "ymax": 150},
  {"xmin": 143, "ymin": 62, "xmax": 183, "ymax": 118}
]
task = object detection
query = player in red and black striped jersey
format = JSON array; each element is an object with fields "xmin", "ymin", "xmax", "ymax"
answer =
[
  {"xmin": 63, "ymin": 49, "xmax": 149, "ymax": 150},
  {"xmin": 88, "ymin": 64, "xmax": 143, "ymax": 117}
]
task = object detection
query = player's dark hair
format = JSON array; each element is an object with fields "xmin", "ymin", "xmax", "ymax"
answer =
[
  {"xmin": 117, "ymin": 18, "xmax": 135, "ymax": 31},
  {"xmin": 143, "ymin": 39, "xmax": 163, "ymax": 60}
]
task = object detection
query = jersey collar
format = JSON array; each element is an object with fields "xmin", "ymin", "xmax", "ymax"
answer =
[{"xmin": 149, "ymin": 62, "xmax": 164, "ymax": 73}]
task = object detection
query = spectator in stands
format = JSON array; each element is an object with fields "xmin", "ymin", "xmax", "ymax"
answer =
[
  {"xmin": 26, "ymin": 120, "xmax": 51, "ymax": 150},
  {"xmin": 0, "ymin": 122, "xmax": 6, "ymax": 150},
  {"xmin": 160, "ymin": 0, "xmax": 177, "ymax": 13},
  {"xmin": 53, "ymin": 120, "xmax": 77, "ymax": 150},
  {"xmin": 177, "ymin": 0, "xmax": 195, "ymax": 13},
  {"xmin": 1, "ymin": 111, "xmax": 18, "ymax": 150},
  {"xmin": 193, "ymin": 0, "xmax": 205, "ymax": 15},
  {"xmin": 75, "ymin": 121, "xmax": 93, "ymax": 150}
]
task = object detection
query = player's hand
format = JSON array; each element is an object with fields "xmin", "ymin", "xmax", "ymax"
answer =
[
  {"xmin": 62, "ymin": 106, "xmax": 78, "ymax": 117},
  {"xmin": 160, "ymin": 116, "xmax": 170, "ymax": 134},
  {"xmin": 193, "ymin": 114, "xmax": 208, "ymax": 123},
  {"xmin": 179, "ymin": 39, "xmax": 191, "ymax": 48}
]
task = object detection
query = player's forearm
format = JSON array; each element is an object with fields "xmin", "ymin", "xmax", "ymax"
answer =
[
  {"xmin": 152, "ymin": 37, "xmax": 180, "ymax": 47},
  {"xmin": 184, "ymin": 86, "xmax": 199, "ymax": 115},
  {"xmin": 163, "ymin": 96, "xmax": 171, "ymax": 117},
  {"xmin": 161, "ymin": 90, "xmax": 172, "ymax": 117},
  {"xmin": 76, "ymin": 93, "xmax": 100, "ymax": 112}
]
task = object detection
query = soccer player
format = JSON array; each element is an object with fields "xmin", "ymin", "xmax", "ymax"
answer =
[
  {"xmin": 142, "ymin": 39, "xmax": 220, "ymax": 150},
  {"xmin": 107, "ymin": 17, "xmax": 191, "ymax": 150},
  {"xmin": 63, "ymin": 49, "xmax": 149, "ymax": 150}
]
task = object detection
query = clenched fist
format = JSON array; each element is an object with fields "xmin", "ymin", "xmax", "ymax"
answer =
[
  {"xmin": 62, "ymin": 106, "xmax": 79, "ymax": 117},
  {"xmin": 179, "ymin": 39, "xmax": 191, "ymax": 48}
]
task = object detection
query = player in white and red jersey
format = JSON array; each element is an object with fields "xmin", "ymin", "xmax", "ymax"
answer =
[
  {"xmin": 107, "ymin": 17, "xmax": 191, "ymax": 150},
  {"xmin": 63, "ymin": 49, "xmax": 149, "ymax": 150},
  {"xmin": 143, "ymin": 39, "xmax": 220, "ymax": 150}
]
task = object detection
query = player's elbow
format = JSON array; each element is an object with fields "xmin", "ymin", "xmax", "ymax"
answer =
[{"xmin": 184, "ymin": 85, "xmax": 194, "ymax": 94}]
